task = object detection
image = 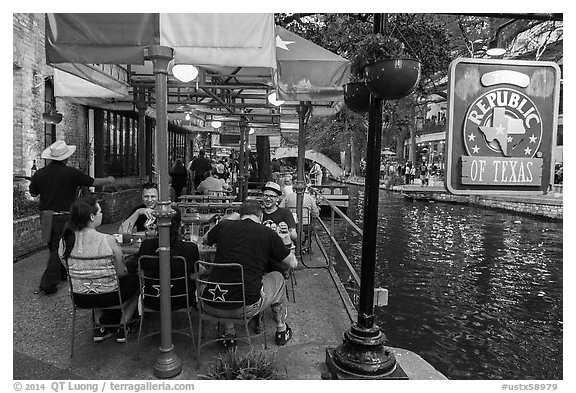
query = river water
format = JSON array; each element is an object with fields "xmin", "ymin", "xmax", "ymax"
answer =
[{"xmin": 330, "ymin": 185, "xmax": 563, "ymax": 380}]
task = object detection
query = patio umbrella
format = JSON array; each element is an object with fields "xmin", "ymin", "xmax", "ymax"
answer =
[
  {"xmin": 276, "ymin": 26, "xmax": 350, "ymax": 102},
  {"xmin": 45, "ymin": 13, "xmax": 277, "ymax": 378},
  {"xmin": 273, "ymin": 25, "xmax": 350, "ymax": 257}
]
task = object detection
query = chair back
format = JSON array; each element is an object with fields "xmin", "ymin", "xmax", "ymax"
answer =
[
  {"xmin": 63, "ymin": 254, "xmax": 118, "ymax": 295},
  {"xmin": 137, "ymin": 255, "xmax": 193, "ymax": 311},
  {"xmin": 195, "ymin": 261, "xmax": 247, "ymax": 312}
]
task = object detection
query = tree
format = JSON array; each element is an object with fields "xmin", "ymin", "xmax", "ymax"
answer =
[{"xmin": 277, "ymin": 13, "xmax": 562, "ymax": 173}]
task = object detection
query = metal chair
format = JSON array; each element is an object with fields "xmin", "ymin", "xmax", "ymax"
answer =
[
  {"xmin": 63, "ymin": 254, "xmax": 134, "ymax": 357},
  {"xmin": 195, "ymin": 261, "xmax": 267, "ymax": 367},
  {"xmin": 135, "ymin": 255, "xmax": 196, "ymax": 360}
]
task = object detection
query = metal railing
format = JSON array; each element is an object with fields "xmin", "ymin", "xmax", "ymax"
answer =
[{"xmin": 305, "ymin": 189, "xmax": 362, "ymax": 321}]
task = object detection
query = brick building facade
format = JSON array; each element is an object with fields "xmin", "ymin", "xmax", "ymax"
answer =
[{"xmin": 13, "ymin": 13, "xmax": 91, "ymax": 186}]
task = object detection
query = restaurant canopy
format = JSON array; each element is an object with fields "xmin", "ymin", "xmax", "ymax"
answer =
[{"xmin": 48, "ymin": 14, "xmax": 350, "ymax": 133}]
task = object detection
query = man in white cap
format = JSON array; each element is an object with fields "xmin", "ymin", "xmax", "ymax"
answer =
[
  {"xmin": 29, "ymin": 140, "xmax": 115, "ymax": 295},
  {"xmin": 261, "ymin": 181, "xmax": 297, "ymax": 247}
]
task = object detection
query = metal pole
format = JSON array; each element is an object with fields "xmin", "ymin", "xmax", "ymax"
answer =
[
  {"xmin": 136, "ymin": 89, "xmax": 147, "ymax": 183},
  {"xmin": 294, "ymin": 102, "xmax": 311, "ymax": 257},
  {"xmin": 147, "ymin": 45, "xmax": 181, "ymax": 379},
  {"xmin": 238, "ymin": 116, "xmax": 248, "ymax": 200},
  {"xmin": 325, "ymin": 13, "xmax": 405, "ymax": 379}
]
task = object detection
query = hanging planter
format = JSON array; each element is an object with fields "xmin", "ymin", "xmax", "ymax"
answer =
[
  {"xmin": 343, "ymin": 81, "xmax": 371, "ymax": 113},
  {"xmin": 364, "ymin": 58, "xmax": 421, "ymax": 100},
  {"xmin": 350, "ymin": 34, "xmax": 421, "ymax": 100}
]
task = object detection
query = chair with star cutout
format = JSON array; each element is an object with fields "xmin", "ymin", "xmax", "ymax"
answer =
[
  {"xmin": 135, "ymin": 255, "xmax": 196, "ymax": 360},
  {"xmin": 195, "ymin": 261, "xmax": 267, "ymax": 366},
  {"xmin": 63, "ymin": 254, "xmax": 136, "ymax": 357}
]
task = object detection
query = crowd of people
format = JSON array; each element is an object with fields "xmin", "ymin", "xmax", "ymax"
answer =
[
  {"xmin": 375, "ymin": 160, "xmax": 443, "ymax": 186},
  {"xmin": 29, "ymin": 140, "xmax": 326, "ymax": 351}
]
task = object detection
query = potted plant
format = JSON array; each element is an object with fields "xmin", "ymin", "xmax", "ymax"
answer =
[
  {"xmin": 343, "ymin": 73, "xmax": 371, "ymax": 113},
  {"xmin": 352, "ymin": 33, "xmax": 421, "ymax": 100}
]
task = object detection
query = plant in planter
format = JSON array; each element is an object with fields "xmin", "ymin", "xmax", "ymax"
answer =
[
  {"xmin": 343, "ymin": 74, "xmax": 371, "ymax": 114},
  {"xmin": 351, "ymin": 33, "xmax": 421, "ymax": 100},
  {"xmin": 199, "ymin": 350, "xmax": 284, "ymax": 380}
]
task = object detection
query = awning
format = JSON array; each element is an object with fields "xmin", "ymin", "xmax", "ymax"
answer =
[{"xmin": 46, "ymin": 13, "xmax": 277, "ymax": 91}]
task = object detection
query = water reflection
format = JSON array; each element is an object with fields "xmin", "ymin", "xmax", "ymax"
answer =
[{"xmin": 331, "ymin": 186, "xmax": 562, "ymax": 379}]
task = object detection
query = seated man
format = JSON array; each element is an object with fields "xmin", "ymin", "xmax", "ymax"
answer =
[
  {"xmin": 196, "ymin": 164, "xmax": 233, "ymax": 195},
  {"xmin": 119, "ymin": 182, "xmax": 158, "ymax": 234},
  {"xmin": 201, "ymin": 199, "xmax": 298, "ymax": 347}
]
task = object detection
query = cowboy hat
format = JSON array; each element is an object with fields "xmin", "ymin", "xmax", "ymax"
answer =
[
  {"xmin": 41, "ymin": 140, "xmax": 77, "ymax": 161},
  {"xmin": 262, "ymin": 181, "xmax": 282, "ymax": 196}
]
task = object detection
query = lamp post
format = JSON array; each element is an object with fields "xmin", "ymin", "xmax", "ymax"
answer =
[
  {"xmin": 147, "ymin": 45, "xmax": 181, "ymax": 378},
  {"xmin": 237, "ymin": 116, "xmax": 249, "ymax": 200},
  {"xmin": 295, "ymin": 102, "xmax": 312, "ymax": 257},
  {"xmin": 325, "ymin": 13, "xmax": 419, "ymax": 379}
]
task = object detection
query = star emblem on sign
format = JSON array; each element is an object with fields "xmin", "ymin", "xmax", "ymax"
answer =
[{"xmin": 208, "ymin": 284, "xmax": 228, "ymax": 301}]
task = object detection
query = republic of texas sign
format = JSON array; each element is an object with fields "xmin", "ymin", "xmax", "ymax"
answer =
[{"xmin": 445, "ymin": 58, "xmax": 561, "ymax": 195}]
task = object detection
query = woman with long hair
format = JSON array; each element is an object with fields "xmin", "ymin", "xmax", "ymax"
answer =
[{"xmin": 59, "ymin": 196, "xmax": 139, "ymax": 343}]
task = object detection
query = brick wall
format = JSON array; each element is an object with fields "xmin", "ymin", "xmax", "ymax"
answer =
[
  {"xmin": 13, "ymin": 13, "xmax": 90, "ymax": 183},
  {"xmin": 13, "ymin": 215, "xmax": 44, "ymax": 260}
]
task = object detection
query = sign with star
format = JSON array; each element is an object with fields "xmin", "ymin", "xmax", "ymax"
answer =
[{"xmin": 446, "ymin": 58, "xmax": 561, "ymax": 195}]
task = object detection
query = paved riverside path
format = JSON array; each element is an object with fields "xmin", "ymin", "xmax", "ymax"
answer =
[
  {"xmin": 13, "ymin": 220, "xmax": 446, "ymax": 380},
  {"xmin": 12, "ymin": 221, "xmax": 356, "ymax": 380}
]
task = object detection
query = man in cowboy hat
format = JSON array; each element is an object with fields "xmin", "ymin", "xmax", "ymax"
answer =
[{"xmin": 29, "ymin": 140, "xmax": 115, "ymax": 295}]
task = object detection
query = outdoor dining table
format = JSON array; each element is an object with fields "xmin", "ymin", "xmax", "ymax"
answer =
[
  {"xmin": 118, "ymin": 231, "xmax": 150, "ymax": 256},
  {"xmin": 118, "ymin": 231, "xmax": 216, "ymax": 262}
]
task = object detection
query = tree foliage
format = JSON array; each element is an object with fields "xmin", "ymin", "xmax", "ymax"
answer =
[{"xmin": 275, "ymin": 13, "xmax": 562, "ymax": 167}]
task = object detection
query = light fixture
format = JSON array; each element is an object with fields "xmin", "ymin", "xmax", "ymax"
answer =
[
  {"xmin": 249, "ymin": 128, "xmax": 255, "ymax": 135},
  {"xmin": 185, "ymin": 113, "xmax": 191, "ymax": 121},
  {"xmin": 486, "ymin": 39, "xmax": 506, "ymax": 57},
  {"xmin": 42, "ymin": 109, "xmax": 62, "ymax": 125},
  {"xmin": 211, "ymin": 120, "xmax": 222, "ymax": 129},
  {"xmin": 267, "ymin": 91, "xmax": 285, "ymax": 106},
  {"xmin": 172, "ymin": 64, "xmax": 199, "ymax": 83},
  {"xmin": 485, "ymin": 19, "xmax": 516, "ymax": 57}
]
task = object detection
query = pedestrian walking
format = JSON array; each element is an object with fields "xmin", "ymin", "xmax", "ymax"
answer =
[{"xmin": 169, "ymin": 158, "xmax": 187, "ymax": 200}]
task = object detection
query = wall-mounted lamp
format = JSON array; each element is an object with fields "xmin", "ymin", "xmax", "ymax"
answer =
[
  {"xmin": 211, "ymin": 120, "xmax": 222, "ymax": 129},
  {"xmin": 249, "ymin": 127, "xmax": 255, "ymax": 135},
  {"xmin": 267, "ymin": 92, "xmax": 285, "ymax": 106},
  {"xmin": 42, "ymin": 109, "xmax": 62, "ymax": 124},
  {"xmin": 185, "ymin": 113, "xmax": 191, "ymax": 121},
  {"xmin": 172, "ymin": 64, "xmax": 199, "ymax": 83}
]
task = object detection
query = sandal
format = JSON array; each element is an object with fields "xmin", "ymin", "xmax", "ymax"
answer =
[
  {"xmin": 275, "ymin": 324, "xmax": 292, "ymax": 346},
  {"xmin": 219, "ymin": 333, "xmax": 237, "ymax": 351}
]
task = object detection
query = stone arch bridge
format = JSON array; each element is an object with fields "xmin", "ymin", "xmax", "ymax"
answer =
[{"xmin": 272, "ymin": 148, "xmax": 343, "ymax": 177}]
